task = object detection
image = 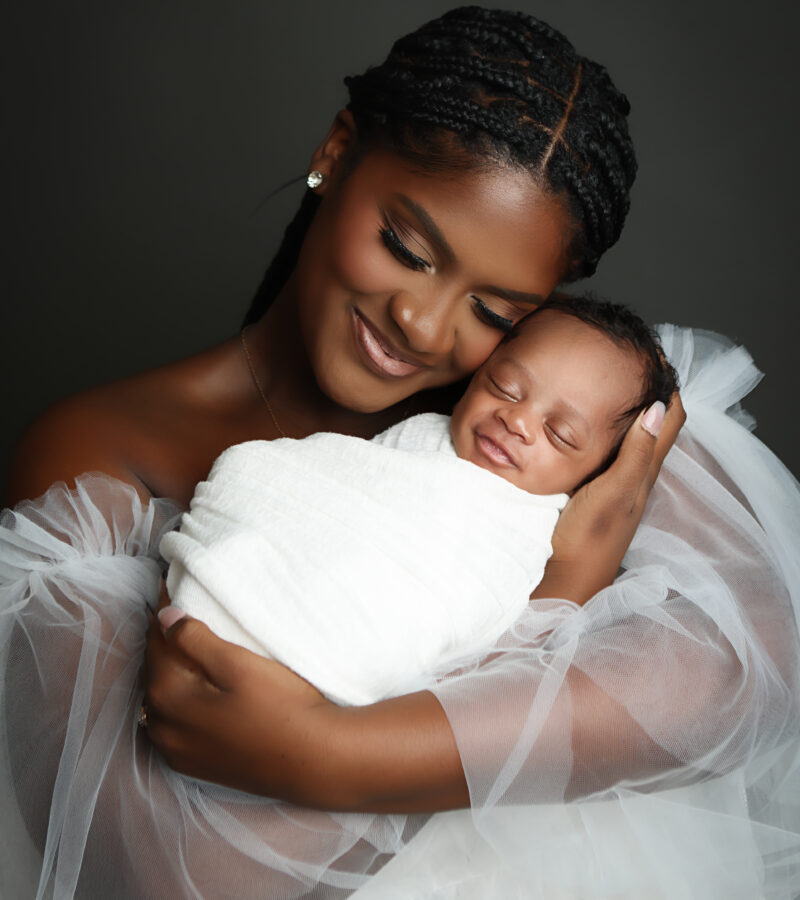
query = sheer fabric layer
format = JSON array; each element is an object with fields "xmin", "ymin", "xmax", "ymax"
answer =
[
  {"xmin": 1, "ymin": 325, "xmax": 799, "ymax": 898},
  {"xmin": 0, "ymin": 480, "xmax": 414, "ymax": 898}
]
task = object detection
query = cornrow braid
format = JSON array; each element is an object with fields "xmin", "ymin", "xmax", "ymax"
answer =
[
  {"xmin": 346, "ymin": 7, "xmax": 635, "ymax": 279},
  {"xmin": 244, "ymin": 6, "xmax": 636, "ymax": 324}
]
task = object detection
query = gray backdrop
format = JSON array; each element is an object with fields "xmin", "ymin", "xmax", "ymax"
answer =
[{"xmin": 4, "ymin": 0, "xmax": 799, "ymax": 488}]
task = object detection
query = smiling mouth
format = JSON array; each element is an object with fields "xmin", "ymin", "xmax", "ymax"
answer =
[
  {"xmin": 475, "ymin": 433, "xmax": 518, "ymax": 469},
  {"xmin": 352, "ymin": 310, "xmax": 429, "ymax": 378}
]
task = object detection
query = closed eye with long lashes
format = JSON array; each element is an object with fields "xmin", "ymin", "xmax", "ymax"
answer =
[
  {"xmin": 379, "ymin": 221, "xmax": 429, "ymax": 271},
  {"xmin": 380, "ymin": 220, "xmax": 518, "ymax": 333}
]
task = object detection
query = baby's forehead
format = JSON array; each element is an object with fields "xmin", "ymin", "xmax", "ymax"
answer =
[
  {"xmin": 503, "ymin": 310, "xmax": 638, "ymax": 367},
  {"xmin": 495, "ymin": 311, "xmax": 646, "ymax": 410}
]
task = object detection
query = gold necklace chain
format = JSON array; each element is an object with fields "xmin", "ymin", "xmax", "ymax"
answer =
[{"xmin": 240, "ymin": 325, "xmax": 287, "ymax": 438}]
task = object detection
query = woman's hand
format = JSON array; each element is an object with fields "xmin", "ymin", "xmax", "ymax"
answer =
[
  {"xmin": 534, "ymin": 395, "xmax": 686, "ymax": 605},
  {"xmin": 144, "ymin": 582, "xmax": 339, "ymax": 803},
  {"xmin": 143, "ymin": 584, "xmax": 468, "ymax": 812}
]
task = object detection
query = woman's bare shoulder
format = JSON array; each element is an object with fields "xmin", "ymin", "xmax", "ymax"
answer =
[
  {"xmin": 6, "ymin": 375, "xmax": 174, "ymax": 506},
  {"xmin": 5, "ymin": 338, "xmax": 248, "ymax": 507}
]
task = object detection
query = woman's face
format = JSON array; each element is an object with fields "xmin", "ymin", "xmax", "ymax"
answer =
[{"xmin": 289, "ymin": 142, "xmax": 575, "ymax": 413}]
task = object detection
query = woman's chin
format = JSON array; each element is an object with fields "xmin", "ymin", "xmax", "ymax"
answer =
[{"xmin": 315, "ymin": 372, "xmax": 406, "ymax": 416}]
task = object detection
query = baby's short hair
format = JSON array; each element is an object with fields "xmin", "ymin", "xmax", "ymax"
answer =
[{"xmin": 514, "ymin": 294, "xmax": 678, "ymax": 482}]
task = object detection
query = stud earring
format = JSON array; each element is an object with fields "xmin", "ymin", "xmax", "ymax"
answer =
[{"xmin": 306, "ymin": 170, "xmax": 324, "ymax": 189}]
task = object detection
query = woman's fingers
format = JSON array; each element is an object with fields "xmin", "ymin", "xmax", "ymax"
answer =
[
  {"xmin": 539, "ymin": 395, "xmax": 686, "ymax": 606},
  {"xmin": 652, "ymin": 391, "xmax": 686, "ymax": 472},
  {"xmin": 142, "ymin": 603, "xmax": 333, "ymax": 797},
  {"xmin": 157, "ymin": 612, "xmax": 253, "ymax": 691},
  {"xmin": 597, "ymin": 394, "xmax": 685, "ymax": 509},
  {"xmin": 597, "ymin": 402, "xmax": 664, "ymax": 512}
]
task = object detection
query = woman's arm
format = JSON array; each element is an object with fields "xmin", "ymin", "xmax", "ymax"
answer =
[
  {"xmin": 146, "ymin": 600, "xmax": 468, "ymax": 812},
  {"xmin": 143, "ymin": 398, "xmax": 685, "ymax": 810}
]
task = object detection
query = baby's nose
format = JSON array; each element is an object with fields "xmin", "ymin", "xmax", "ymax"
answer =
[{"xmin": 499, "ymin": 406, "xmax": 532, "ymax": 443}]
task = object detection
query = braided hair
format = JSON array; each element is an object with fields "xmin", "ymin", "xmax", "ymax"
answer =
[{"xmin": 244, "ymin": 6, "xmax": 636, "ymax": 325}]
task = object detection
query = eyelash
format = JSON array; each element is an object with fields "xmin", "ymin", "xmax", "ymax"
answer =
[
  {"xmin": 379, "ymin": 222, "xmax": 515, "ymax": 334},
  {"xmin": 379, "ymin": 223, "xmax": 428, "ymax": 272},
  {"xmin": 546, "ymin": 424, "xmax": 569, "ymax": 447},
  {"xmin": 548, "ymin": 423, "xmax": 577, "ymax": 450},
  {"xmin": 473, "ymin": 299, "xmax": 514, "ymax": 333}
]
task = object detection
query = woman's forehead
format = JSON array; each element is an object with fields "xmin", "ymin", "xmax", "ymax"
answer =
[{"xmin": 352, "ymin": 149, "xmax": 576, "ymax": 286}]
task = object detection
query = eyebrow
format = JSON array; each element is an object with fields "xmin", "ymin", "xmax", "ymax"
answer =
[
  {"xmin": 395, "ymin": 193, "xmax": 546, "ymax": 307},
  {"xmin": 396, "ymin": 194, "xmax": 456, "ymax": 264},
  {"xmin": 487, "ymin": 286, "xmax": 546, "ymax": 307}
]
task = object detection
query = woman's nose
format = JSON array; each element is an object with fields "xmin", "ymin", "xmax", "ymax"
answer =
[{"xmin": 388, "ymin": 289, "xmax": 457, "ymax": 357}]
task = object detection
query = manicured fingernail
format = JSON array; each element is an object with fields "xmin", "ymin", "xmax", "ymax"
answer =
[
  {"xmin": 158, "ymin": 606, "xmax": 187, "ymax": 632},
  {"xmin": 641, "ymin": 401, "xmax": 666, "ymax": 437}
]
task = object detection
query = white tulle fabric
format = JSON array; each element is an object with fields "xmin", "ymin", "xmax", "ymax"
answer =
[{"xmin": 1, "ymin": 325, "xmax": 799, "ymax": 899}]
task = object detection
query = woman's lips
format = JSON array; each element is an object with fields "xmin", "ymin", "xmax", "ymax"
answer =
[
  {"xmin": 353, "ymin": 310, "xmax": 428, "ymax": 378},
  {"xmin": 475, "ymin": 432, "xmax": 518, "ymax": 468}
]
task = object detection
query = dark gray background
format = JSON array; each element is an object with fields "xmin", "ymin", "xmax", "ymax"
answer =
[{"xmin": 4, "ymin": 0, "xmax": 799, "ymax": 486}]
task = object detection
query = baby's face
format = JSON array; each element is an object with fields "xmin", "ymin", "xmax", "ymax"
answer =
[{"xmin": 450, "ymin": 310, "xmax": 645, "ymax": 495}]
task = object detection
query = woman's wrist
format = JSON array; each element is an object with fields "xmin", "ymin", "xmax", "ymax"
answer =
[
  {"xmin": 293, "ymin": 691, "xmax": 469, "ymax": 814},
  {"xmin": 531, "ymin": 557, "xmax": 615, "ymax": 606}
]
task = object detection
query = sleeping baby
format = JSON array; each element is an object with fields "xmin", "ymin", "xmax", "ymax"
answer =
[{"xmin": 160, "ymin": 296, "xmax": 677, "ymax": 705}]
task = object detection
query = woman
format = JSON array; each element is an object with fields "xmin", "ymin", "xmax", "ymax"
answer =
[{"xmin": 2, "ymin": 7, "xmax": 798, "ymax": 898}]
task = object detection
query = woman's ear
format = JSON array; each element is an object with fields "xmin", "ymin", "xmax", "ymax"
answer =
[{"xmin": 307, "ymin": 110, "xmax": 358, "ymax": 192}]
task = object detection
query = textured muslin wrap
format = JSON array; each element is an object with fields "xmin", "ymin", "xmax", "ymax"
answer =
[
  {"xmin": 161, "ymin": 413, "xmax": 566, "ymax": 705},
  {"xmin": 2, "ymin": 326, "xmax": 800, "ymax": 899}
]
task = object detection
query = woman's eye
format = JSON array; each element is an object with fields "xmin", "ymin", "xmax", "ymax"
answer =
[
  {"xmin": 379, "ymin": 224, "xmax": 429, "ymax": 272},
  {"xmin": 472, "ymin": 298, "xmax": 514, "ymax": 333}
]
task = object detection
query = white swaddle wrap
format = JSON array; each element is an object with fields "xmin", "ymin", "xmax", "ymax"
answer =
[{"xmin": 161, "ymin": 413, "xmax": 566, "ymax": 706}]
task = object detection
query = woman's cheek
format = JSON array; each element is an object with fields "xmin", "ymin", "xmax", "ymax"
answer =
[
  {"xmin": 334, "ymin": 236, "xmax": 394, "ymax": 296},
  {"xmin": 456, "ymin": 329, "xmax": 506, "ymax": 379},
  {"xmin": 327, "ymin": 202, "xmax": 396, "ymax": 296}
]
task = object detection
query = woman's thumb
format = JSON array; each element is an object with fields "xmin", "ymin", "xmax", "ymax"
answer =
[{"xmin": 158, "ymin": 605, "xmax": 187, "ymax": 633}]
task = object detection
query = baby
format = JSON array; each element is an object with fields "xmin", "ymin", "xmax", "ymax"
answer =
[{"xmin": 161, "ymin": 297, "xmax": 677, "ymax": 705}]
